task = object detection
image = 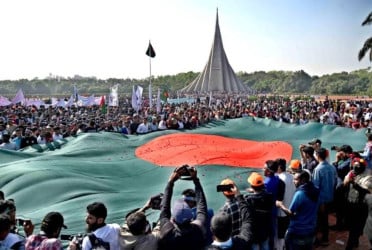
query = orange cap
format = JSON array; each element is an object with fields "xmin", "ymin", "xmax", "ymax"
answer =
[
  {"xmin": 289, "ymin": 159, "xmax": 301, "ymax": 170},
  {"xmin": 247, "ymin": 172, "xmax": 264, "ymax": 187}
]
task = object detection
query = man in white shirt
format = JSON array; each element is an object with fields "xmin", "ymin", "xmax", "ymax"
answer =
[
  {"xmin": 136, "ymin": 118, "xmax": 149, "ymax": 134},
  {"xmin": 275, "ymin": 158, "xmax": 296, "ymax": 250},
  {"xmin": 69, "ymin": 202, "xmax": 121, "ymax": 250},
  {"xmin": 52, "ymin": 127, "xmax": 63, "ymax": 141},
  {"xmin": 157, "ymin": 117, "xmax": 167, "ymax": 130}
]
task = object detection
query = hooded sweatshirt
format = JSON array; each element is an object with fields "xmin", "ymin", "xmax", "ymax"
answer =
[{"xmin": 287, "ymin": 182, "xmax": 320, "ymax": 235}]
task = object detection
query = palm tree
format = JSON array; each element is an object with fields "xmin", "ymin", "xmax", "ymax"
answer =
[{"xmin": 358, "ymin": 12, "xmax": 372, "ymax": 62}]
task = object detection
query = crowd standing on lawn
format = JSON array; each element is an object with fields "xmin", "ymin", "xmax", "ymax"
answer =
[
  {"xmin": 1, "ymin": 94, "xmax": 372, "ymax": 148},
  {"xmin": 1, "ymin": 94, "xmax": 372, "ymax": 249}
]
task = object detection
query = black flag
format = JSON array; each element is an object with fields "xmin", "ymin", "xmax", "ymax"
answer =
[{"xmin": 146, "ymin": 42, "xmax": 156, "ymax": 58}]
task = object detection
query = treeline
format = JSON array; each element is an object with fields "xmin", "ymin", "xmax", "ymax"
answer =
[
  {"xmin": 238, "ymin": 68, "xmax": 372, "ymax": 95},
  {"xmin": 0, "ymin": 68, "xmax": 371, "ymax": 97}
]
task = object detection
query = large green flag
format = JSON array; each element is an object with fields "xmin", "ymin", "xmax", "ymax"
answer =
[{"xmin": 0, "ymin": 118, "xmax": 366, "ymax": 236}]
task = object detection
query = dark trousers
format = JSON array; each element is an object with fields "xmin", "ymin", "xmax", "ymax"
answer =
[
  {"xmin": 317, "ymin": 203, "xmax": 330, "ymax": 241},
  {"xmin": 345, "ymin": 202, "xmax": 368, "ymax": 250},
  {"xmin": 334, "ymin": 185, "xmax": 346, "ymax": 227},
  {"xmin": 277, "ymin": 216, "xmax": 290, "ymax": 239},
  {"xmin": 285, "ymin": 231, "xmax": 315, "ymax": 250}
]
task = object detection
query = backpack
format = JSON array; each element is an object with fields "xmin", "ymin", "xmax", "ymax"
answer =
[
  {"xmin": 10, "ymin": 241, "xmax": 23, "ymax": 250},
  {"xmin": 88, "ymin": 233, "xmax": 110, "ymax": 250}
]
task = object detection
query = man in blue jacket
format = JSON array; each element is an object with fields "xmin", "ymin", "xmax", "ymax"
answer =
[
  {"xmin": 312, "ymin": 147, "xmax": 337, "ymax": 246},
  {"xmin": 277, "ymin": 170, "xmax": 320, "ymax": 250}
]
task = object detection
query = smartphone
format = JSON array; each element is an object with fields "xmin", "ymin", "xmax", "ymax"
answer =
[
  {"xmin": 150, "ymin": 193, "xmax": 163, "ymax": 210},
  {"xmin": 17, "ymin": 218, "xmax": 31, "ymax": 226},
  {"xmin": 216, "ymin": 184, "xmax": 233, "ymax": 192}
]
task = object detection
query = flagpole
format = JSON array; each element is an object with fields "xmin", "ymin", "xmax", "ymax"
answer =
[
  {"xmin": 156, "ymin": 88, "xmax": 161, "ymax": 114},
  {"xmin": 146, "ymin": 40, "xmax": 155, "ymax": 111},
  {"xmin": 149, "ymin": 41, "xmax": 152, "ymax": 109}
]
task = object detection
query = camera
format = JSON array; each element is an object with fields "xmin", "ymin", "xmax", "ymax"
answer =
[
  {"xmin": 60, "ymin": 234, "xmax": 75, "ymax": 241},
  {"xmin": 175, "ymin": 165, "xmax": 192, "ymax": 176},
  {"xmin": 60, "ymin": 233, "xmax": 85, "ymax": 250},
  {"xmin": 216, "ymin": 184, "xmax": 233, "ymax": 192},
  {"xmin": 150, "ymin": 193, "xmax": 163, "ymax": 210}
]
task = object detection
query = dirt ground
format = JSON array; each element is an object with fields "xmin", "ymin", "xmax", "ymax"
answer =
[{"xmin": 315, "ymin": 213, "xmax": 370, "ymax": 250}]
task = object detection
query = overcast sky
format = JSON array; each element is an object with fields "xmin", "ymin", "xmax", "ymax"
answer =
[{"xmin": 0, "ymin": 0, "xmax": 371, "ymax": 80}]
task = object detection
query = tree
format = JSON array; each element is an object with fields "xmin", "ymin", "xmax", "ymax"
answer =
[{"xmin": 358, "ymin": 12, "xmax": 372, "ymax": 62}]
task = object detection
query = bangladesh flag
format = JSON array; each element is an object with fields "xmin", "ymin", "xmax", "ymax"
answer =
[
  {"xmin": 161, "ymin": 89, "xmax": 169, "ymax": 102},
  {"xmin": 100, "ymin": 95, "xmax": 107, "ymax": 114},
  {"xmin": 0, "ymin": 118, "xmax": 366, "ymax": 233}
]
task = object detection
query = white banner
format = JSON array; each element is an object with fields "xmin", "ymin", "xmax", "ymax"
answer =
[
  {"xmin": 109, "ymin": 84, "xmax": 119, "ymax": 106},
  {"xmin": 11, "ymin": 89, "xmax": 25, "ymax": 105},
  {"xmin": 0, "ymin": 96, "xmax": 12, "ymax": 106}
]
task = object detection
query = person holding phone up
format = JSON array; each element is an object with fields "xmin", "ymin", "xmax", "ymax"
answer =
[
  {"xmin": 157, "ymin": 164, "xmax": 207, "ymax": 250},
  {"xmin": 120, "ymin": 197, "xmax": 161, "ymax": 250},
  {"xmin": 218, "ymin": 178, "xmax": 242, "ymax": 236}
]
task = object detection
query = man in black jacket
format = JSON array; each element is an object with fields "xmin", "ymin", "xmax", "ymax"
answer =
[
  {"xmin": 206, "ymin": 180, "xmax": 253, "ymax": 250},
  {"xmin": 245, "ymin": 172, "xmax": 274, "ymax": 250},
  {"xmin": 158, "ymin": 165, "xmax": 207, "ymax": 250}
]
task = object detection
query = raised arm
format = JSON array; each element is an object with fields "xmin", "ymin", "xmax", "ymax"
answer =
[
  {"xmin": 235, "ymin": 187, "xmax": 253, "ymax": 244},
  {"xmin": 190, "ymin": 167, "xmax": 207, "ymax": 228},
  {"xmin": 159, "ymin": 171, "xmax": 179, "ymax": 223}
]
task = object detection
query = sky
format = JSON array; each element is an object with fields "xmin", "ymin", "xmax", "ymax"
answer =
[{"xmin": 0, "ymin": 0, "xmax": 371, "ymax": 80}]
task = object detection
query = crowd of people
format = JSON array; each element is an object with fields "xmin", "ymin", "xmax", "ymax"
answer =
[
  {"xmin": 1, "ymin": 132, "xmax": 372, "ymax": 250},
  {"xmin": 1, "ymin": 94, "xmax": 372, "ymax": 249},
  {"xmin": 1, "ymin": 94, "xmax": 372, "ymax": 149}
]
